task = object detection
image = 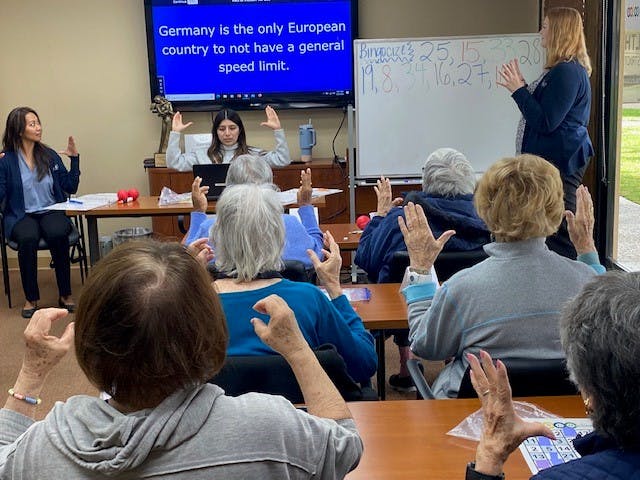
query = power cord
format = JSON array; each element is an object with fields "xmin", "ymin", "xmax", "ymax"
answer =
[{"xmin": 332, "ymin": 108, "xmax": 347, "ymax": 164}]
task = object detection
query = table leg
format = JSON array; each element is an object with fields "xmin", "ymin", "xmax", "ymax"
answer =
[
  {"xmin": 375, "ymin": 330, "xmax": 386, "ymax": 400},
  {"xmin": 86, "ymin": 217, "xmax": 100, "ymax": 267}
]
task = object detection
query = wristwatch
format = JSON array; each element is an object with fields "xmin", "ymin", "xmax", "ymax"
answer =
[{"xmin": 465, "ymin": 462, "xmax": 505, "ymax": 480}]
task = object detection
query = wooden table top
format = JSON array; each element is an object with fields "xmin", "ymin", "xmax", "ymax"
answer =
[
  {"xmin": 67, "ymin": 195, "xmax": 326, "ymax": 217},
  {"xmin": 320, "ymin": 223, "xmax": 362, "ymax": 250},
  {"xmin": 346, "ymin": 395, "xmax": 585, "ymax": 480},
  {"xmin": 346, "ymin": 283, "xmax": 407, "ymax": 330}
]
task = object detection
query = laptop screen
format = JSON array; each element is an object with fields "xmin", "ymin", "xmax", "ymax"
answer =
[{"xmin": 193, "ymin": 164, "xmax": 231, "ymax": 201}]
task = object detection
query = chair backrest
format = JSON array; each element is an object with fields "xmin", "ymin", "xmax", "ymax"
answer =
[
  {"xmin": 209, "ymin": 344, "xmax": 377, "ymax": 403},
  {"xmin": 388, "ymin": 248, "xmax": 488, "ymax": 283},
  {"xmin": 280, "ymin": 259, "xmax": 316, "ymax": 283},
  {"xmin": 457, "ymin": 357, "xmax": 578, "ymax": 398}
]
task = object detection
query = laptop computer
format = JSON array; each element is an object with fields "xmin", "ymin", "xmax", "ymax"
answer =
[{"xmin": 193, "ymin": 164, "xmax": 231, "ymax": 201}]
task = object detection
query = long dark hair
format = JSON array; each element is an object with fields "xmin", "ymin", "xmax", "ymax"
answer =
[
  {"xmin": 2, "ymin": 107, "xmax": 52, "ymax": 181},
  {"xmin": 207, "ymin": 108, "xmax": 249, "ymax": 163}
]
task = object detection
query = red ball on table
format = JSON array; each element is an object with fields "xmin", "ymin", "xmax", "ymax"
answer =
[
  {"xmin": 117, "ymin": 189, "xmax": 129, "ymax": 203},
  {"xmin": 356, "ymin": 215, "xmax": 370, "ymax": 230},
  {"xmin": 128, "ymin": 188, "xmax": 140, "ymax": 201}
]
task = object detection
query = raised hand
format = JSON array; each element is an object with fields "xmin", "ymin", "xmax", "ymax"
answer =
[
  {"xmin": 566, "ymin": 185, "xmax": 596, "ymax": 255},
  {"xmin": 307, "ymin": 231, "xmax": 342, "ymax": 298},
  {"xmin": 191, "ymin": 176, "xmax": 209, "ymax": 212},
  {"xmin": 251, "ymin": 294, "xmax": 308, "ymax": 358},
  {"xmin": 374, "ymin": 176, "xmax": 403, "ymax": 217},
  {"xmin": 497, "ymin": 59, "xmax": 526, "ymax": 93},
  {"xmin": 22, "ymin": 308, "xmax": 75, "ymax": 379},
  {"xmin": 398, "ymin": 202, "xmax": 455, "ymax": 271},
  {"xmin": 186, "ymin": 237, "xmax": 214, "ymax": 267},
  {"xmin": 172, "ymin": 111, "xmax": 193, "ymax": 132},
  {"xmin": 296, "ymin": 168, "xmax": 313, "ymax": 205},
  {"xmin": 260, "ymin": 105, "xmax": 282, "ymax": 130},
  {"xmin": 58, "ymin": 136, "xmax": 78, "ymax": 157},
  {"xmin": 467, "ymin": 350, "xmax": 556, "ymax": 476}
]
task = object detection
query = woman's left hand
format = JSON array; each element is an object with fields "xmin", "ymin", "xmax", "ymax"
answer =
[
  {"xmin": 296, "ymin": 168, "xmax": 313, "ymax": 205},
  {"xmin": 186, "ymin": 237, "xmax": 214, "ymax": 267},
  {"xmin": 260, "ymin": 105, "xmax": 282, "ymax": 130},
  {"xmin": 59, "ymin": 136, "xmax": 79, "ymax": 157},
  {"xmin": 22, "ymin": 308, "xmax": 75, "ymax": 380},
  {"xmin": 497, "ymin": 59, "xmax": 526, "ymax": 93},
  {"xmin": 467, "ymin": 350, "xmax": 556, "ymax": 476}
]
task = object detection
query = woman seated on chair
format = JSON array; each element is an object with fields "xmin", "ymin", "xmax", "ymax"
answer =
[
  {"xmin": 185, "ymin": 154, "xmax": 323, "ymax": 268},
  {"xmin": 211, "ymin": 183, "xmax": 377, "ymax": 384},
  {"xmin": 466, "ymin": 272, "xmax": 640, "ymax": 479},
  {"xmin": 399, "ymin": 154, "xmax": 604, "ymax": 398},
  {"xmin": 0, "ymin": 240, "xmax": 362, "ymax": 477},
  {"xmin": 0, "ymin": 107, "xmax": 80, "ymax": 318}
]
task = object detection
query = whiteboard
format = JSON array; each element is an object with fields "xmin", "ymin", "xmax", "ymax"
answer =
[{"xmin": 355, "ymin": 34, "xmax": 544, "ymax": 178}]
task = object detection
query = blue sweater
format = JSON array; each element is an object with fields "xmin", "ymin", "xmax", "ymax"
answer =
[
  {"xmin": 185, "ymin": 204, "xmax": 323, "ymax": 267},
  {"xmin": 354, "ymin": 192, "xmax": 489, "ymax": 283},
  {"xmin": 0, "ymin": 149, "xmax": 80, "ymax": 238},
  {"xmin": 218, "ymin": 279, "xmax": 377, "ymax": 384},
  {"xmin": 532, "ymin": 432, "xmax": 640, "ymax": 479},
  {"xmin": 512, "ymin": 60, "xmax": 593, "ymax": 212}
]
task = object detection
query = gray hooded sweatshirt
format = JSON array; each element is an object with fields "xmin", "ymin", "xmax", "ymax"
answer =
[{"xmin": 0, "ymin": 383, "xmax": 362, "ymax": 479}]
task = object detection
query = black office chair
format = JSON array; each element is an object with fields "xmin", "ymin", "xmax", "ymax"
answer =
[
  {"xmin": 407, "ymin": 357, "xmax": 578, "ymax": 400},
  {"xmin": 388, "ymin": 248, "xmax": 488, "ymax": 283},
  {"xmin": 207, "ymin": 260, "xmax": 316, "ymax": 284},
  {"xmin": 0, "ymin": 214, "xmax": 88, "ymax": 308},
  {"xmin": 210, "ymin": 344, "xmax": 378, "ymax": 403}
]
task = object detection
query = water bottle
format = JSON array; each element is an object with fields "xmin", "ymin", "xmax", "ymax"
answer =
[{"xmin": 299, "ymin": 120, "xmax": 316, "ymax": 163}]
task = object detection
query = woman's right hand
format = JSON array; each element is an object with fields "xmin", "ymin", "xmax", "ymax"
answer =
[
  {"xmin": 497, "ymin": 59, "xmax": 526, "ymax": 93},
  {"xmin": 191, "ymin": 176, "xmax": 209, "ymax": 212},
  {"xmin": 374, "ymin": 176, "xmax": 403, "ymax": 217},
  {"xmin": 307, "ymin": 231, "xmax": 342, "ymax": 298},
  {"xmin": 566, "ymin": 185, "xmax": 597, "ymax": 255},
  {"xmin": 21, "ymin": 309, "xmax": 75, "ymax": 380},
  {"xmin": 172, "ymin": 111, "xmax": 193, "ymax": 132},
  {"xmin": 251, "ymin": 295, "xmax": 308, "ymax": 359}
]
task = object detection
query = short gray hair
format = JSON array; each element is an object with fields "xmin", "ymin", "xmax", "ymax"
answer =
[
  {"xmin": 422, "ymin": 148, "xmax": 475, "ymax": 197},
  {"xmin": 226, "ymin": 154, "xmax": 273, "ymax": 186},
  {"xmin": 212, "ymin": 184, "xmax": 284, "ymax": 281},
  {"xmin": 560, "ymin": 271, "xmax": 640, "ymax": 449}
]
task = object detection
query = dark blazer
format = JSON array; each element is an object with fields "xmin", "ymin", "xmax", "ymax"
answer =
[
  {"xmin": 512, "ymin": 59, "xmax": 593, "ymax": 178},
  {"xmin": 0, "ymin": 149, "xmax": 80, "ymax": 238}
]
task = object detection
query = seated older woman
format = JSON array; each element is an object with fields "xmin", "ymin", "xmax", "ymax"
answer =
[
  {"xmin": 400, "ymin": 154, "xmax": 605, "ymax": 398},
  {"xmin": 0, "ymin": 241, "xmax": 362, "ymax": 477},
  {"xmin": 466, "ymin": 271, "xmax": 640, "ymax": 479},
  {"xmin": 354, "ymin": 147, "xmax": 490, "ymax": 392},
  {"xmin": 212, "ymin": 183, "xmax": 377, "ymax": 384},
  {"xmin": 185, "ymin": 153, "xmax": 323, "ymax": 266},
  {"xmin": 355, "ymin": 147, "xmax": 490, "ymax": 283}
]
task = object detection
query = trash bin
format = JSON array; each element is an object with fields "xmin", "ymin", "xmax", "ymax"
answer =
[
  {"xmin": 112, "ymin": 227, "xmax": 153, "ymax": 247},
  {"xmin": 99, "ymin": 236, "xmax": 113, "ymax": 258}
]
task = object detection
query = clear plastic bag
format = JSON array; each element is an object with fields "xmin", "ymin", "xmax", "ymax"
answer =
[
  {"xmin": 158, "ymin": 186, "xmax": 191, "ymax": 206},
  {"xmin": 447, "ymin": 401, "xmax": 560, "ymax": 442}
]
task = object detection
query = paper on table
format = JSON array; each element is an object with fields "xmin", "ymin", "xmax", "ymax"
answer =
[
  {"xmin": 278, "ymin": 187, "xmax": 342, "ymax": 204},
  {"xmin": 44, "ymin": 193, "xmax": 118, "ymax": 211},
  {"xmin": 319, "ymin": 287, "xmax": 371, "ymax": 302}
]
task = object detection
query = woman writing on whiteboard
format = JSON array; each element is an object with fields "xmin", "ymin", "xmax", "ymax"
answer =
[
  {"xmin": 166, "ymin": 106, "xmax": 291, "ymax": 171},
  {"xmin": 498, "ymin": 7, "xmax": 593, "ymax": 259}
]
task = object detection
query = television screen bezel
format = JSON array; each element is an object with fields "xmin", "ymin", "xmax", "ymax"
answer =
[{"xmin": 143, "ymin": 0, "xmax": 358, "ymax": 112}]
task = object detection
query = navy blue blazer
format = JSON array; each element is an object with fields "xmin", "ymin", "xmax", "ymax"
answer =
[
  {"xmin": 512, "ymin": 59, "xmax": 594, "ymax": 179},
  {"xmin": 0, "ymin": 149, "xmax": 80, "ymax": 238}
]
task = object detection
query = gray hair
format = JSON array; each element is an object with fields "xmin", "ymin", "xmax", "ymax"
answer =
[
  {"xmin": 212, "ymin": 184, "xmax": 284, "ymax": 281},
  {"xmin": 226, "ymin": 154, "xmax": 273, "ymax": 186},
  {"xmin": 560, "ymin": 271, "xmax": 640, "ymax": 449},
  {"xmin": 421, "ymin": 148, "xmax": 475, "ymax": 197}
]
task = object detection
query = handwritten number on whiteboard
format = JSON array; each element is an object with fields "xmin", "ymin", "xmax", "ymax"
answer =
[
  {"xmin": 382, "ymin": 64, "xmax": 393, "ymax": 93},
  {"xmin": 419, "ymin": 41, "xmax": 434, "ymax": 62},
  {"xmin": 461, "ymin": 40, "xmax": 482, "ymax": 63},
  {"xmin": 490, "ymin": 38, "xmax": 505, "ymax": 62},
  {"xmin": 518, "ymin": 40, "xmax": 532, "ymax": 65},
  {"xmin": 436, "ymin": 42, "xmax": 451, "ymax": 61},
  {"xmin": 404, "ymin": 61, "xmax": 416, "ymax": 90},
  {"xmin": 532, "ymin": 38, "xmax": 542, "ymax": 64},
  {"xmin": 457, "ymin": 63, "xmax": 472, "ymax": 85},
  {"xmin": 504, "ymin": 38, "xmax": 516, "ymax": 60}
]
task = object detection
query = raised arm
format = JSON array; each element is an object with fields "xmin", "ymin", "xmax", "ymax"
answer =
[
  {"xmin": 566, "ymin": 185, "xmax": 605, "ymax": 274},
  {"xmin": 252, "ymin": 294, "xmax": 352, "ymax": 420},
  {"xmin": 254, "ymin": 106, "xmax": 291, "ymax": 166},
  {"xmin": 166, "ymin": 112, "xmax": 210, "ymax": 171}
]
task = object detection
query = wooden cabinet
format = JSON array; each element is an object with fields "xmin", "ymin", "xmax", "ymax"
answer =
[{"xmin": 146, "ymin": 158, "xmax": 350, "ymax": 239}]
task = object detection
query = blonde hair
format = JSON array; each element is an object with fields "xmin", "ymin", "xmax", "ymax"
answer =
[
  {"xmin": 544, "ymin": 7, "xmax": 592, "ymax": 76},
  {"xmin": 474, "ymin": 155, "xmax": 564, "ymax": 242}
]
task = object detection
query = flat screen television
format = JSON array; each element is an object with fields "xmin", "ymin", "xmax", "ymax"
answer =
[{"xmin": 144, "ymin": 0, "xmax": 357, "ymax": 111}]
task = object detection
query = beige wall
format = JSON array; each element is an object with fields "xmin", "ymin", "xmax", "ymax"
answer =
[{"xmin": 0, "ymin": 0, "xmax": 539, "ymax": 238}]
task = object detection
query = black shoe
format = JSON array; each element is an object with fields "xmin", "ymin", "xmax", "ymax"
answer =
[
  {"xmin": 389, "ymin": 362, "xmax": 424, "ymax": 393},
  {"xmin": 21, "ymin": 306, "xmax": 38, "ymax": 319},
  {"xmin": 58, "ymin": 298, "xmax": 76, "ymax": 313}
]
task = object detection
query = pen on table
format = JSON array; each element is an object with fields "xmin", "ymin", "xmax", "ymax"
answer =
[{"xmin": 67, "ymin": 198, "xmax": 83, "ymax": 205}]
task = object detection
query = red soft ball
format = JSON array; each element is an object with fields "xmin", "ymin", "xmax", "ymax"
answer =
[
  {"xmin": 117, "ymin": 189, "xmax": 129, "ymax": 202},
  {"xmin": 128, "ymin": 188, "xmax": 140, "ymax": 201},
  {"xmin": 356, "ymin": 215, "xmax": 370, "ymax": 230}
]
